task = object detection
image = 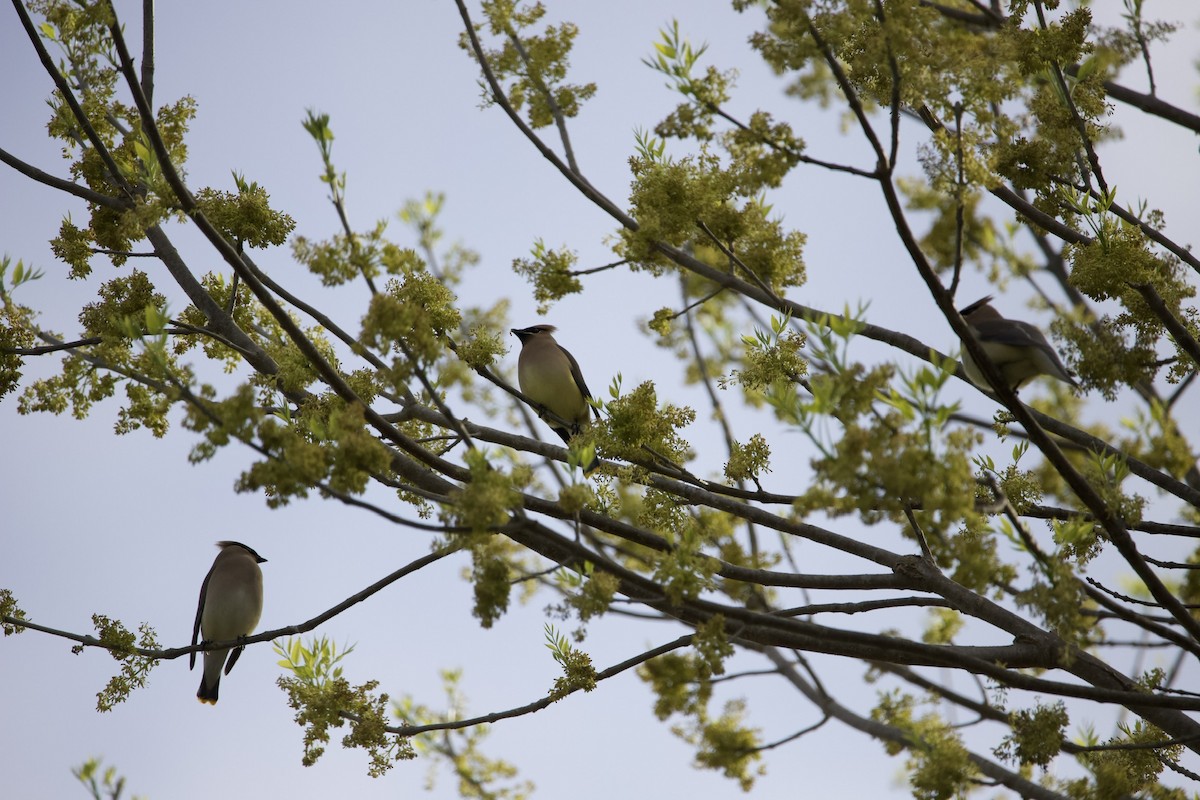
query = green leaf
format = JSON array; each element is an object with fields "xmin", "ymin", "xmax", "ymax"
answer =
[{"xmin": 143, "ymin": 305, "xmax": 168, "ymax": 335}]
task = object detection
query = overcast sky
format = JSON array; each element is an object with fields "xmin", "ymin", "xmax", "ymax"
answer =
[{"xmin": 3, "ymin": 2, "xmax": 1199, "ymax": 798}]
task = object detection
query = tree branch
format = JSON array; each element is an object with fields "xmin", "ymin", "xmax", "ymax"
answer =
[
  {"xmin": 5, "ymin": 545, "xmax": 463, "ymax": 661},
  {"xmin": 0, "ymin": 146, "xmax": 127, "ymax": 210},
  {"xmin": 387, "ymin": 634, "xmax": 694, "ymax": 736}
]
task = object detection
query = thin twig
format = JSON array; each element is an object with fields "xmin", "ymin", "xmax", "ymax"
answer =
[
  {"xmin": 0, "ymin": 146, "xmax": 127, "ymax": 210},
  {"xmin": 4, "ymin": 545, "xmax": 463, "ymax": 661},
  {"xmin": 385, "ymin": 634, "xmax": 695, "ymax": 736}
]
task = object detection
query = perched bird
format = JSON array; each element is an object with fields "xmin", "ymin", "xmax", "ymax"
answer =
[
  {"xmin": 191, "ymin": 541, "xmax": 266, "ymax": 705},
  {"xmin": 959, "ymin": 296, "xmax": 1078, "ymax": 393},
  {"xmin": 511, "ymin": 324, "xmax": 600, "ymax": 468}
]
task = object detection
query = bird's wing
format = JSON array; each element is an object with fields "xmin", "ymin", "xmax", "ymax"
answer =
[
  {"xmin": 224, "ymin": 644, "xmax": 245, "ymax": 676},
  {"xmin": 190, "ymin": 564, "xmax": 214, "ymax": 670},
  {"xmin": 974, "ymin": 318, "xmax": 1074, "ymax": 381},
  {"xmin": 560, "ymin": 344, "xmax": 600, "ymax": 421},
  {"xmin": 973, "ymin": 319, "xmax": 1052, "ymax": 352}
]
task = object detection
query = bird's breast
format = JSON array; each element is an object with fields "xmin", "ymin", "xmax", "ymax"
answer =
[{"xmin": 518, "ymin": 355, "xmax": 589, "ymax": 425}]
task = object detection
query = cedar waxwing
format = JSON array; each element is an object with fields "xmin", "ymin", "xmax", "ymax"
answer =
[
  {"xmin": 959, "ymin": 296, "xmax": 1078, "ymax": 393},
  {"xmin": 511, "ymin": 324, "xmax": 600, "ymax": 468},
  {"xmin": 191, "ymin": 541, "xmax": 266, "ymax": 705}
]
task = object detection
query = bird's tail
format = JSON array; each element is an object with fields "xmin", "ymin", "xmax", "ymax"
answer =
[{"xmin": 196, "ymin": 676, "xmax": 219, "ymax": 705}]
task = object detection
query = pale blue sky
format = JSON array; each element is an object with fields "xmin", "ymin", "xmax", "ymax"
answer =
[{"xmin": 3, "ymin": 2, "xmax": 1199, "ymax": 798}]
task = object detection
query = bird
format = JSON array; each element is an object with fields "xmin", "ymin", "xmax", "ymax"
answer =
[
  {"xmin": 511, "ymin": 324, "xmax": 600, "ymax": 469},
  {"xmin": 959, "ymin": 296, "xmax": 1078, "ymax": 393},
  {"xmin": 191, "ymin": 541, "xmax": 266, "ymax": 705}
]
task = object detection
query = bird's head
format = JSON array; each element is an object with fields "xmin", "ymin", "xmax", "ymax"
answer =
[
  {"xmin": 959, "ymin": 296, "xmax": 1001, "ymax": 323},
  {"xmin": 216, "ymin": 540, "xmax": 267, "ymax": 564},
  {"xmin": 510, "ymin": 324, "xmax": 558, "ymax": 343}
]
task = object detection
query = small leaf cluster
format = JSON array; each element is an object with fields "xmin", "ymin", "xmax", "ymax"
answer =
[
  {"xmin": 228, "ymin": 395, "xmax": 392, "ymax": 507},
  {"xmin": 0, "ymin": 589, "xmax": 28, "ymax": 635},
  {"xmin": 599, "ymin": 380, "xmax": 695, "ymax": 466},
  {"xmin": 78, "ymin": 270, "xmax": 166, "ymax": 344},
  {"xmin": 639, "ymin": 630, "xmax": 759, "ymax": 788},
  {"xmin": 729, "ymin": 317, "xmax": 807, "ymax": 392},
  {"xmin": 563, "ymin": 566, "xmax": 620, "ymax": 625},
  {"xmin": 72, "ymin": 757, "xmax": 140, "ymax": 800},
  {"xmin": 976, "ymin": 451, "xmax": 1042, "ymax": 516},
  {"xmin": 395, "ymin": 670, "xmax": 534, "ymax": 800},
  {"xmin": 15, "ymin": 266, "xmax": 194, "ymax": 436},
  {"xmin": 921, "ymin": 607, "xmax": 964, "ymax": 645},
  {"xmin": 34, "ymin": 0, "xmax": 193, "ymax": 229},
  {"xmin": 798, "ymin": 379, "xmax": 978, "ymax": 535},
  {"xmin": 467, "ymin": 1, "xmax": 597, "ymax": 129},
  {"xmin": 195, "ymin": 177, "xmax": 295, "ymax": 250},
  {"xmin": 995, "ymin": 701, "xmax": 1068, "ymax": 769},
  {"xmin": 18, "ymin": 349, "xmax": 118, "ymax": 420},
  {"xmin": 275, "ymin": 636, "xmax": 414, "ymax": 776},
  {"xmin": 639, "ymin": 619, "xmax": 733, "ymax": 726},
  {"xmin": 293, "ymin": 225, "xmax": 423, "ymax": 288},
  {"xmin": 0, "ymin": 259, "xmax": 40, "ymax": 399},
  {"xmin": 1078, "ymin": 450, "xmax": 1145, "ymax": 530},
  {"xmin": 692, "ymin": 615, "xmax": 734, "ymax": 677},
  {"xmin": 647, "ymin": 24, "xmax": 803, "ymax": 191},
  {"xmin": 447, "ymin": 450, "xmax": 522, "ymax": 536},
  {"xmin": 995, "ymin": 9, "xmax": 1109, "ymax": 206},
  {"xmin": 723, "ymin": 432, "xmax": 771, "ymax": 484},
  {"xmin": 640, "ymin": 651, "xmax": 714, "ymax": 721},
  {"xmin": 84, "ymin": 615, "xmax": 159, "ymax": 713},
  {"xmin": 1063, "ymin": 722, "xmax": 1184, "ymax": 800},
  {"xmin": 444, "ymin": 453, "xmax": 524, "ymax": 630},
  {"xmin": 182, "ymin": 383, "xmax": 261, "ymax": 463},
  {"xmin": 873, "ymin": 691, "xmax": 976, "ymax": 800},
  {"xmin": 656, "ymin": 547, "xmax": 716, "ymax": 608},
  {"xmin": 1118, "ymin": 399, "xmax": 1195, "ymax": 480},
  {"xmin": 454, "ymin": 325, "xmax": 506, "ymax": 373},
  {"xmin": 685, "ymin": 699, "xmax": 763, "ymax": 791},
  {"xmin": 544, "ymin": 623, "xmax": 597, "ymax": 700},
  {"xmin": 0, "ymin": 256, "xmax": 46, "ymax": 294},
  {"xmin": 946, "ymin": 519, "xmax": 1017, "ymax": 594},
  {"xmin": 511, "ymin": 240, "xmax": 581, "ymax": 313},
  {"xmin": 360, "ymin": 272, "xmax": 462, "ymax": 383},
  {"xmin": 638, "ymin": 495, "xmax": 719, "ymax": 605},
  {"xmin": 900, "ymin": 180, "xmax": 1012, "ymax": 279},
  {"xmin": 1016, "ymin": 559, "xmax": 1094, "ymax": 648},
  {"xmin": 467, "ymin": 536, "xmax": 514, "ymax": 629},
  {"xmin": 259, "ymin": 325, "xmax": 341, "ymax": 396},
  {"xmin": 622, "ymin": 150, "xmax": 806, "ymax": 292},
  {"xmin": 1051, "ymin": 516, "xmax": 1103, "ymax": 565},
  {"xmin": 1067, "ymin": 225, "xmax": 1197, "ymax": 392},
  {"xmin": 644, "ymin": 20, "xmax": 723, "ymax": 116}
]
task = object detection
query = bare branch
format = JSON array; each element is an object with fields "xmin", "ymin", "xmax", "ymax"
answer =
[
  {"xmin": 0, "ymin": 146, "xmax": 128, "ymax": 210},
  {"xmin": 3, "ymin": 544, "xmax": 463, "ymax": 662},
  {"xmin": 386, "ymin": 634, "xmax": 695, "ymax": 736}
]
